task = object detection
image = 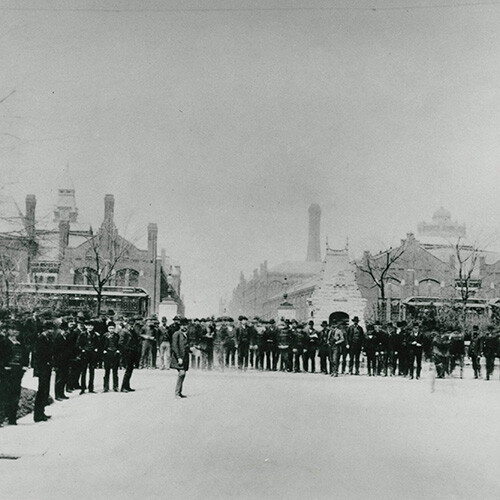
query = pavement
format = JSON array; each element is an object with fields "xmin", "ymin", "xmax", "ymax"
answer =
[{"xmin": 1, "ymin": 365, "xmax": 500, "ymax": 500}]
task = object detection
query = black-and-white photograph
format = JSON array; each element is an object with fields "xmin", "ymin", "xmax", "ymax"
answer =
[{"xmin": 1, "ymin": 0, "xmax": 500, "ymax": 498}]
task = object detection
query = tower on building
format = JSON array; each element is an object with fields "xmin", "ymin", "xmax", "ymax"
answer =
[
  {"xmin": 53, "ymin": 165, "xmax": 78, "ymax": 222},
  {"xmin": 306, "ymin": 203, "xmax": 321, "ymax": 262}
]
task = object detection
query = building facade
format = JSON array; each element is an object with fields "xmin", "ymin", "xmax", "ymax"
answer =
[
  {"xmin": 228, "ymin": 206, "xmax": 500, "ymax": 325},
  {"xmin": 0, "ymin": 188, "xmax": 184, "ymax": 316}
]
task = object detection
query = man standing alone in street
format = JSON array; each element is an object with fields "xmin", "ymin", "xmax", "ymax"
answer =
[{"xmin": 171, "ymin": 320, "xmax": 190, "ymax": 398}]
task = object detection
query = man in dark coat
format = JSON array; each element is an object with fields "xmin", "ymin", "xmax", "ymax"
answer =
[
  {"xmin": 346, "ymin": 316, "xmax": 364, "ymax": 375},
  {"xmin": 78, "ymin": 319, "xmax": 100, "ymax": 394},
  {"xmin": 469, "ymin": 325, "xmax": 483, "ymax": 379},
  {"xmin": 120, "ymin": 319, "xmax": 140, "ymax": 392},
  {"xmin": 304, "ymin": 321, "xmax": 319, "ymax": 373},
  {"xmin": 408, "ymin": 324, "xmax": 425, "ymax": 380},
  {"xmin": 483, "ymin": 326, "xmax": 497, "ymax": 381},
  {"xmin": 33, "ymin": 321, "xmax": 54, "ymax": 422},
  {"xmin": 102, "ymin": 322, "xmax": 120, "ymax": 392},
  {"xmin": 1, "ymin": 320, "xmax": 29, "ymax": 425},
  {"xmin": 364, "ymin": 325, "xmax": 378, "ymax": 376},
  {"xmin": 171, "ymin": 321, "xmax": 190, "ymax": 398},
  {"xmin": 53, "ymin": 320, "xmax": 71, "ymax": 400},
  {"xmin": 236, "ymin": 316, "xmax": 251, "ymax": 371},
  {"xmin": 318, "ymin": 321, "xmax": 330, "ymax": 374}
]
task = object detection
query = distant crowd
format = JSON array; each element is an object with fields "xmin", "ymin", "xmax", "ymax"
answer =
[{"xmin": 1, "ymin": 308, "xmax": 499, "ymax": 426}]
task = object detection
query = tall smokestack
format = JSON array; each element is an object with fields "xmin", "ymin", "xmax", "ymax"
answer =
[{"xmin": 306, "ymin": 203, "xmax": 321, "ymax": 262}]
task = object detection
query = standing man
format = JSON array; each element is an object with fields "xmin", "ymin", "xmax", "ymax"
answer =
[
  {"xmin": 408, "ymin": 323, "xmax": 424, "ymax": 380},
  {"xmin": 171, "ymin": 320, "xmax": 190, "ymax": 398},
  {"xmin": 1, "ymin": 318, "xmax": 29, "ymax": 425},
  {"xmin": 278, "ymin": 320, "xmax": 291, "ymax": 372},
  {"xmin": 33, "ymin": 321, "xmax": 54, "ymax": 422},
  {"xmin": 328, "ymin": 320, "xmax": 345, "ymax": 377},
  {"xmin": 364, "ymin": 325, "xmax": 377, "ymax": 376},
  {"xmin": 53, "ymin": 320, "xmax": 71, "ymax": 401},
  {"xmin": 483, "ymin": 325, "xmax": 497, "ymax": 381},
  {"xmin": 66, "ymin": 316, "xmax": 81, "ymax": 391},
  {"xmin": 78, "ymin": 319, "xmax": 100, "ymax": 394},
  {"xmin": 102, "ymin": 322, "xmax": 120, "ymax": 392},
  {"xmin": 158, "ymin": 317, "xmax": 171, "ymax": 370},
  {"xmin": 120, "ymin": 319, "xmax": 140, "ymax": 392},
  {"xmin": 469, "ymin": 325, "xmax": 483, "ymax": 379},
  {"xmin": 346, "ymin": 316, "xmax": 364, "ymax": 375},
  {"xmin": 236, "ymin": 316, "xmax": 251, "ymax": 371},
  {"xmin": 304, "ymin": 321, "xmax": 319, "ymax": 373},
  {"xmin": 318, "ymin": 321, "xmax": 330, "ymax": 375},
  {"xmin": 140, "ymin": 318, "xmax": 156, "ymax": 369}
]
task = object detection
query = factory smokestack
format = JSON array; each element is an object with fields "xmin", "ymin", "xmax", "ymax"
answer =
[{"xmin": 306, "ymin": 203, "xmax": 321, "ymax": 262}]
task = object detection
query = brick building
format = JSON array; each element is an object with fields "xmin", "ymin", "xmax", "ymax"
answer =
[
  {"xmin": 0, "ymin": 187, "xmax": 184, "ymax": 316},
  {"xmin": 228, "ymin": 206, "xmax": 500, "ymax": 325}
]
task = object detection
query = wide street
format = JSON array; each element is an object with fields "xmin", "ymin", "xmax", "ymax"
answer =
[{"xmin": 1, "ymin": 367, "xmax": 500, "ymax": 500}]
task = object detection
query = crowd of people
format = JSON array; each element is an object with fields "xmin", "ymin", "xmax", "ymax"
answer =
[{"xmin": 1, "ymin": 308, "xmax": 500, "ymax": 427}]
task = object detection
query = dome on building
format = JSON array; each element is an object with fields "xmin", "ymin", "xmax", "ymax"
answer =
[{"xmin": 432, "ymin": 207, "xmax": 451, "ymax": 222}]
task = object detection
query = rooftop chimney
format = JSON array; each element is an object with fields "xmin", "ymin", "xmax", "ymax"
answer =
[
  {"xmin": 25, "ymin": 194, "xmax": 36, "ymax": 239},
  {"xmin": 104, "ymin": 194, "xmax": 115, "ymax": 225},
  {"xmin": 147, "ymin": 223, "xmax": 158, "ymax": 261},
  {"xmin": 306, "ymin": 203, "xmax": 321, "ymax": 262}
]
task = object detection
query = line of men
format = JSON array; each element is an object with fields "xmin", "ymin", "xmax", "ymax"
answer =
[{"xmin": 187, "ymin": 315, "xmax": 500, "ymax": 382}]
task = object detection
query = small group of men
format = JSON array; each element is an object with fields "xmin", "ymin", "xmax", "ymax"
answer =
[{"xmin": 0, "ymin": 309, "xmax": 168, "ymax": 425}]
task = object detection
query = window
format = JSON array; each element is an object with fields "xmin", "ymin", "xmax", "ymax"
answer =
[
  {"xmin": 74, "ymin": 267, "xmax": 97, "ymax": 285},
  {"xmin": 115, "ymin": 268, "xmax": 139, "ymax": 287}
]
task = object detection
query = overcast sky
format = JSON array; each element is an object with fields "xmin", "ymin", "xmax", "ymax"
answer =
[{"xmin": 1, "ymin": 0, "xmax": 500, "ymax": 316}]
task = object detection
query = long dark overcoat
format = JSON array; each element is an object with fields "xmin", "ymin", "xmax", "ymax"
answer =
[{"xmin": 170, "ymin": 330, "xmax": 190, "ymax": 371}]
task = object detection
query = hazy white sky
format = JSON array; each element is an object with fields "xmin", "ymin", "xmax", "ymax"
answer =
[{"xmin": 2, "ymin": 0, "xmax": 500, "ymax": 316}]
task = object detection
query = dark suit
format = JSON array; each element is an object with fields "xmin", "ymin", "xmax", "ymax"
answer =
[
  {"xmin": 171, "ymin": 329, "xmax": 190, "ymax": 397},
  {"xmin": 33, "ymin": 330, "xmax": 53, "ymax": 421},
  {"xmin": 346, "ymin": 324, "xmax": 364, "ymax": 375},
  {"xmin": 53, "ymin": 330, "xmax": 71, "ymax": 398}
]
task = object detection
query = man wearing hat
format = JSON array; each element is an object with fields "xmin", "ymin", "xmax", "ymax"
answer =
[
  {"xmin": 236, "ymin": 316, "xmax": 251, "ymax": 370},
  {"xmin": 346, "ymin": 316, "xmax": 364, "ymax": 375},
  {"xmin": 53, "ymin": 319, "xmax": 72, "ymax": 400},
  {"xmin": 32, "ymin": 321, "xmax": 54, "ymax": 422},
  {"xmin": 483, "ymin": 326, "xmax": 497, "ymax": 381},
  {"xmin": 328, "ymin": 320, "xmax": 345, "ymax": 377},
  {"xmin": 318, "ymin": 321, "xmax": 330, "ymax": 375},
  {"xmin": 77, "ymin": 319, "xmax": 100, "ymax": 394},
  {"xmin": 469, "ymin": 325, "xmax": 483, "ymax": 379},
  {"xmin": 304, "ymin": 321, "xmax": 319, "ymax": 373},
  {"xmin": 171, "ymin": 320, "xmax": 190, "ymax": 398},
  {"xmin": 102, "ymin": 321, "xmax": 120, "ymax": 392}
]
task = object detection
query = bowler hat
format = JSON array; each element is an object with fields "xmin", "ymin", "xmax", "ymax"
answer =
[{"xmin": 352, "ymin": 316, "xmax": 359, "ymax": 323}]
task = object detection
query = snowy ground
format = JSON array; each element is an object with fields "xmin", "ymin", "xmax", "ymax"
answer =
[{"xmin": 1, "ymin": 364, "xmax": 500, "ymax": 500}]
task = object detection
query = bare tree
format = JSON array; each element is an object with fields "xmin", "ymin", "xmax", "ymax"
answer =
[
  {"xmin": 356, "ymin": 245, "xmax": 406, "ymax": 301},
  {"xmin": 78, "ymin": 224, "xmax": 133, "ymax": 315}
]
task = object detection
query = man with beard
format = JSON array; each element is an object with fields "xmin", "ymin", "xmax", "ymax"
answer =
[
  {"xmin": 222, "ymin": 319, "xmax": 237, "ymax": 368},
  {"xmin": 66, "ymin": 316, "xmax": 81, "ymax": 391},
  {"xmin": 304, "ymin": 321, "xmax": 319, "ymax": 373}
]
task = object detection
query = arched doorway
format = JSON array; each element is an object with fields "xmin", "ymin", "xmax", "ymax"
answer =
[{"xmin": 329, "ymin": 311, "xmax": 349, "ymax": 326}]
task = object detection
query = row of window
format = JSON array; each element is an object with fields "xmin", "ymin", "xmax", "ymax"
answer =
[{"xmin": 32, "ymin": 268, "xmax": 140, "ymax": 287}]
